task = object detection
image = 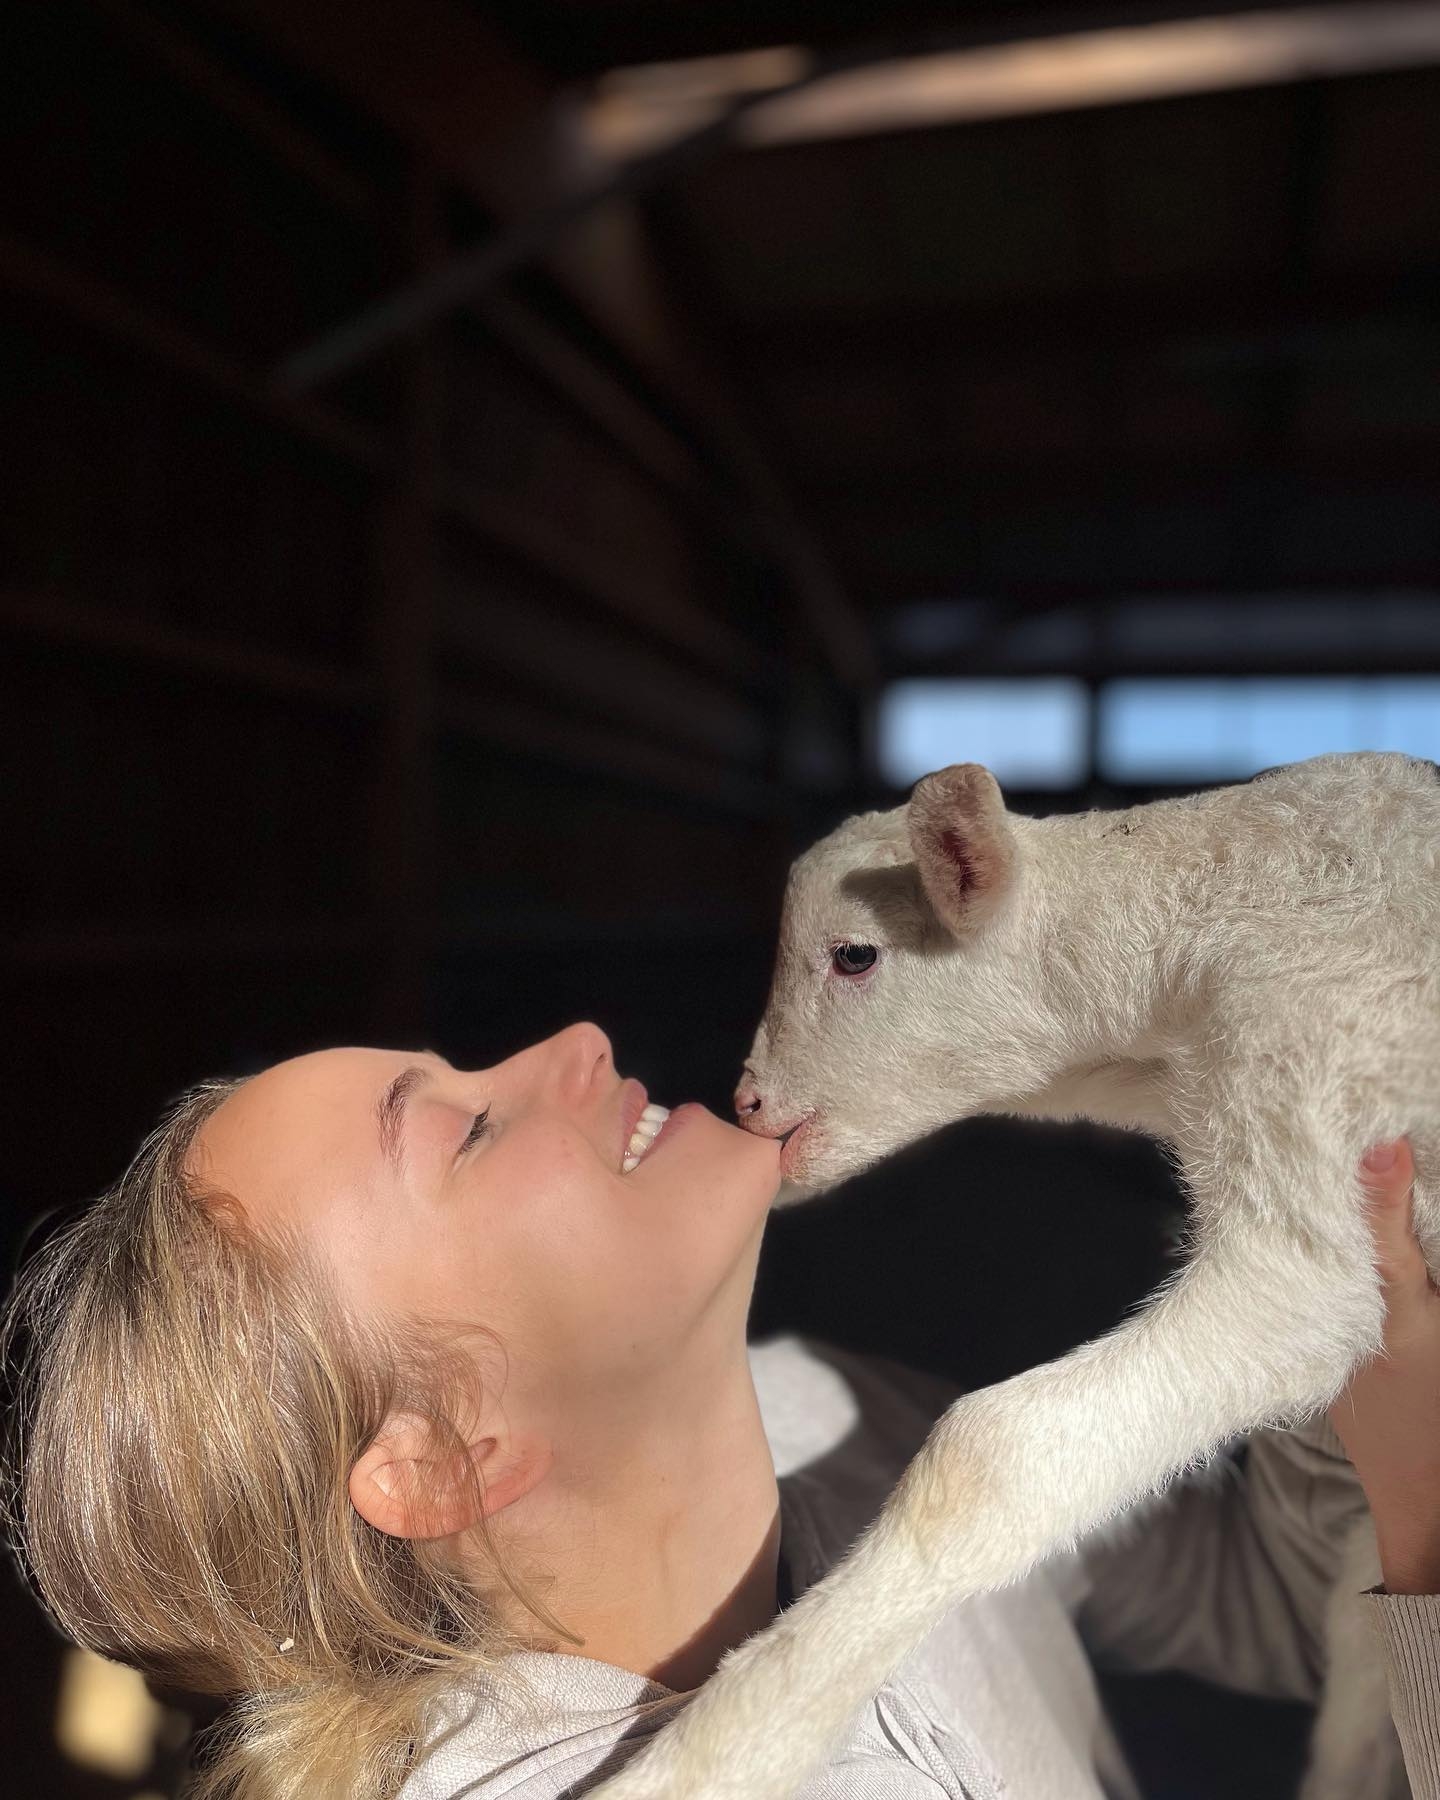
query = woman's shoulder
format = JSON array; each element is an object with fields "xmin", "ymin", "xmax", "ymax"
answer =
[{"xmin": 398, "ymin": 1656, "xmax": 688, "ymax": 1798}]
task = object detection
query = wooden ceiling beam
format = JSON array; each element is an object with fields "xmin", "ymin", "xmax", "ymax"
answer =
[
  {"xmin": 95, "ymin": 0, "xmax": 756, "ymax": 561},
  {"xmin": 0, "ymin": 230, "xmax": 385, "ymax": 468},
  {"xmin": 889, "ymin": 636, "xmax": 1440, "ymax": 680},
  {"xmin": 862, "ymin": 569, "xmax": 1440, "ymax": 613},
  {"xmin": 735, "ymin": 266, "xmax": 1440, "ymax": 370},
  {"xmin": 1, "ymin": 585, "xmax": 780, "ymax": 814},
  {"xmin": 190, "ymin": 0, "xmax": 559, "ymax": 214},
  {"xmin": 89, "ymin": 0, "xmax": 372, "ymax": 213},
  {"xmin": 191, "ymin": 0, "xmax": 876, "ymax": 690},
  {"xmin": 0, "ymin": 587, "xmax": 372, "ymax": 707},
  {"xmin": 441, "ymin": 595, "xmax": 768, "ymax": 768},
  {"xmin": 802, "ymin": 451, "xmax": 1440, "ymax": 517},
  {"xmin": 478, "ymin": 0, "xmax": 1367, "ymax": 80},
  {"xmin": 438, "ymin": 690, "xmax": 784, "ymax": 816},
  {"xmin": 0, "ymin": 230, "xmax": 756, "ymax": 682}
]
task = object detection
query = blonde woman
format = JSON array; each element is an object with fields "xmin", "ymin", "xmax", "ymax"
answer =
[{"xmin": 4, "ymin": 1023, "xmax": 1438, "ymax": 1800}]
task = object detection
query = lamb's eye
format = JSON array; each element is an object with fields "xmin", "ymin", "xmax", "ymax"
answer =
[{"xmin": 831, "ymin": 943, "xmax": 877, "ymax": 977}]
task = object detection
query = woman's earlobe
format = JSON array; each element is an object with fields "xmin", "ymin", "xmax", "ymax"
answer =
[
  {"xmin": 473, "ymin": 1438, "xmax": 554, "ymax": 1518},
  {"xmin": 348, "ymin": 1414, "xmax": 551, "ymax": 1540}
]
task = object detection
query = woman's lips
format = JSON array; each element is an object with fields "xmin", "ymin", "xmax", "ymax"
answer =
[
  {"xmin": 652, "ymin": 1101, "xmax": 702, "ymax": 1149},
  {"xmin": 616, "ymin": 1077, "xmax": 650, "ymax": 1169},
  {"xmin": 627, "ymin": 1101, "xmax": 705, "ymax": 1172}
]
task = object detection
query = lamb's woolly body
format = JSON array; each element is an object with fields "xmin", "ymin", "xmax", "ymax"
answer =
[{"xmin": 592, "ymin": 752, "xmax": 1437, "ymax": 1800}]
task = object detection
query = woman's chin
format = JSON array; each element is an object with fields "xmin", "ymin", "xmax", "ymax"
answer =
[
  {"xmin": 700, "ymin": 1106, "xmax": 782, "ymax": 1157},
  {"xmin": 698, "ymin": 1109, "xmax": 785, "ymax": 1212}
]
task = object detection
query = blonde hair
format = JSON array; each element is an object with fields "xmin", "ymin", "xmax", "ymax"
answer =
[{"xmin": 1, "ymin": 1077, "xmax": 562, "ymax": 1800}]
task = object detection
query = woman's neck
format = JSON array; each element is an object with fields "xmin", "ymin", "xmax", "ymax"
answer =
[{"xmin": 493, "ymin": 1342, "xmax": 782, "ymax": 1692}]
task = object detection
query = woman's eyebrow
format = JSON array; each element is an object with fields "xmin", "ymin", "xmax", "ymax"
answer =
[{"xmin": 376, "ymin": 1065, "xmax": 432, "ymax": 1174}]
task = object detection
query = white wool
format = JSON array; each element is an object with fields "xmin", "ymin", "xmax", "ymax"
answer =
[{"xmin": 592, "ymin": 750, "xmax": 1438, "ymax": 1800}]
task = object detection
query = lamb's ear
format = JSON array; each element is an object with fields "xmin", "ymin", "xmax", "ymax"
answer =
[{"xmin": 907, "ymin": 763, "xmax": 1019, "ymax": 936}]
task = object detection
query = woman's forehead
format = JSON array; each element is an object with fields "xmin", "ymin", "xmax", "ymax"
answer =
[{"xmin": 194, "ymin": 1047, "xmax": 411, "ymax": 1225}]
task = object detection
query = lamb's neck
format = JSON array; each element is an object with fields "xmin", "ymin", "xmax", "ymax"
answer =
[
  {"xmin": 1016, "ymin": 808, "xmax": 1176, "ymax": 1068},
  {"xmin": 1006, "ymin": 1055, "xmax": 1177, "ymax": 1136}
]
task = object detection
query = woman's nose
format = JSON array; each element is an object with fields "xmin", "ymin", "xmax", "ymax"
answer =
[{"xmin": 554, "ymin": 1021, "xmax": 614, "ymax": 1096}]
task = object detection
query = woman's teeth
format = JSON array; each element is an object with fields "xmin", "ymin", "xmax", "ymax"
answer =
[{"xmin": 622, "ymin": 1103, "xmax": 671, "ymax": 1173}]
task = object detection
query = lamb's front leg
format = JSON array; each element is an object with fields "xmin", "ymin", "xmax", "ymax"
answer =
[{"xmin": 591, "ymin": 1209, "xmax": 1384, "ymax": 1800}]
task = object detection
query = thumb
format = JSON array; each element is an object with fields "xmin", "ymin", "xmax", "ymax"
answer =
[{"xmin": 1359, "ymin": 1139, "xmax": 1426, "ymax": 1296}]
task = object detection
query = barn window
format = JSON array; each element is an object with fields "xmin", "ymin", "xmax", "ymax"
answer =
[
  {"xmin": 877, "ymin": 678, "xmax": 1090, "ymax": 790},
  {"xmin": 1099, "ymin": 677, "xmax": 1440, "ymax": 783}
]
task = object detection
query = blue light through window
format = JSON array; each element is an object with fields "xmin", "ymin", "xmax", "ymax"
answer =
[
  {"xmin": 877, "ymin": 678, "xmax": 1090, "ymax": 789},
  {"xmin": 1100, "ymin": 677, "xmax": 1440, "ymax": 782}
]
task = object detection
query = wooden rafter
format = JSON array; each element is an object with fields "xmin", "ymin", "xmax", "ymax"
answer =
[
  {"xmin": 1, "ymin": 587, "xmax": 783, "ymax": 815},
  {"xmin": 86, "ymin": 0, "xmax": 769, "ymax": 609},
  {"xmin": 187, "ymin": 0, "xmax": 876, "ymax": 692},
  {"xmin": 0, "ymin": 231, "xmax": 758, "ymax": 682}
]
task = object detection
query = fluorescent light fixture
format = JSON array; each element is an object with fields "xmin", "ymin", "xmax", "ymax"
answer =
[
  {"xmin": 1100, "ymin": 675, "xmax": 1440, "ymax": 781},
  {"xmin": 586, "ymin": 47, "xmax": 814, "ymax": 159},
  {"xmin": 878, "ymin": 677, "xmax": 1090, "ymax": 788},
  {"xmin": 55, "ymin": 1647, "xmax": 161, "ymax": 1781},
  {"xmin": 585, "ymin": 4, "xmax": 1440, "ymax": 158}
]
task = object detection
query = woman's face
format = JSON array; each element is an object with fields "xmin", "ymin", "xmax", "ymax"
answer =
[{"xmin": 195, "ymin": 1025, "xmax": 783, "ymax": 1432}]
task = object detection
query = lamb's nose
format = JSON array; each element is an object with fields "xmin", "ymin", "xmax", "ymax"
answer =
[{"xmin": 734, "ymin": 1076, "xmax": 762, "ymax": 1118}]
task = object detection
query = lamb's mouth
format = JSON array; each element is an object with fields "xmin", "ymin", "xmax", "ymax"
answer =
[{"xmin": 777, "ymin": 1114, "xmax": 816, "ymax": 1178}]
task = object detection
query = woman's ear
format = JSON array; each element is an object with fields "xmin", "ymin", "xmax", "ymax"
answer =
[
  {"xmin": 907, "ymin": 763, "xmax": 1019, "ymax": 937},
  {"xmin": 349, "ymin": 1413, "xmax": 552, "ymax": 1541}
]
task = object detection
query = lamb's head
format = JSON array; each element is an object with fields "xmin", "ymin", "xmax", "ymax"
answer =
[{"xmin": 738, "ymin": 762, "xmax": 1044, "ymax": 1195}]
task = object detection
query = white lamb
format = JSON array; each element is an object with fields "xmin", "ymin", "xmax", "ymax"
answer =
[{"xmin": 593, "ymin": 749, "xmax": 1439, "ymax": 1800}]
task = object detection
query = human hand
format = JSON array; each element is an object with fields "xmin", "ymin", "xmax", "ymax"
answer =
[{"xmin": 1328, "ymin": 1138, "xmax": 1440, "ymax": 1595}]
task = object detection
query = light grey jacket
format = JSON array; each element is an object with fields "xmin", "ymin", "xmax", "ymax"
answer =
[{"xmin": 399, "ymin": 1337, "xmax": 1440, "ymax": 1800}]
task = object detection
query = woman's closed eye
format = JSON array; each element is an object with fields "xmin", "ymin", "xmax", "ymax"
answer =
[{"xmin": 458, "ymin": 1108, "xmax": 491, "ymax": 1155}]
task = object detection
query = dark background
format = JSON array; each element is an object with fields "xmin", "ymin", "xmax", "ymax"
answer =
[{"xmin": 4, "ymin": 1, "xmax": 1438, "ymax": 1793}]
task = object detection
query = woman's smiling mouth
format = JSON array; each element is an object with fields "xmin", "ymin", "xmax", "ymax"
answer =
[{"xmin": 622, "ymin": 1102, "xmax": 672, "ymax": 1173}]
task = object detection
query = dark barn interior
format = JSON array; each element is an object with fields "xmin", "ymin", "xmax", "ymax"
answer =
[{"xmin": 3, "ymin": 1, "xmax": 1438, "ymax": 1794}]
